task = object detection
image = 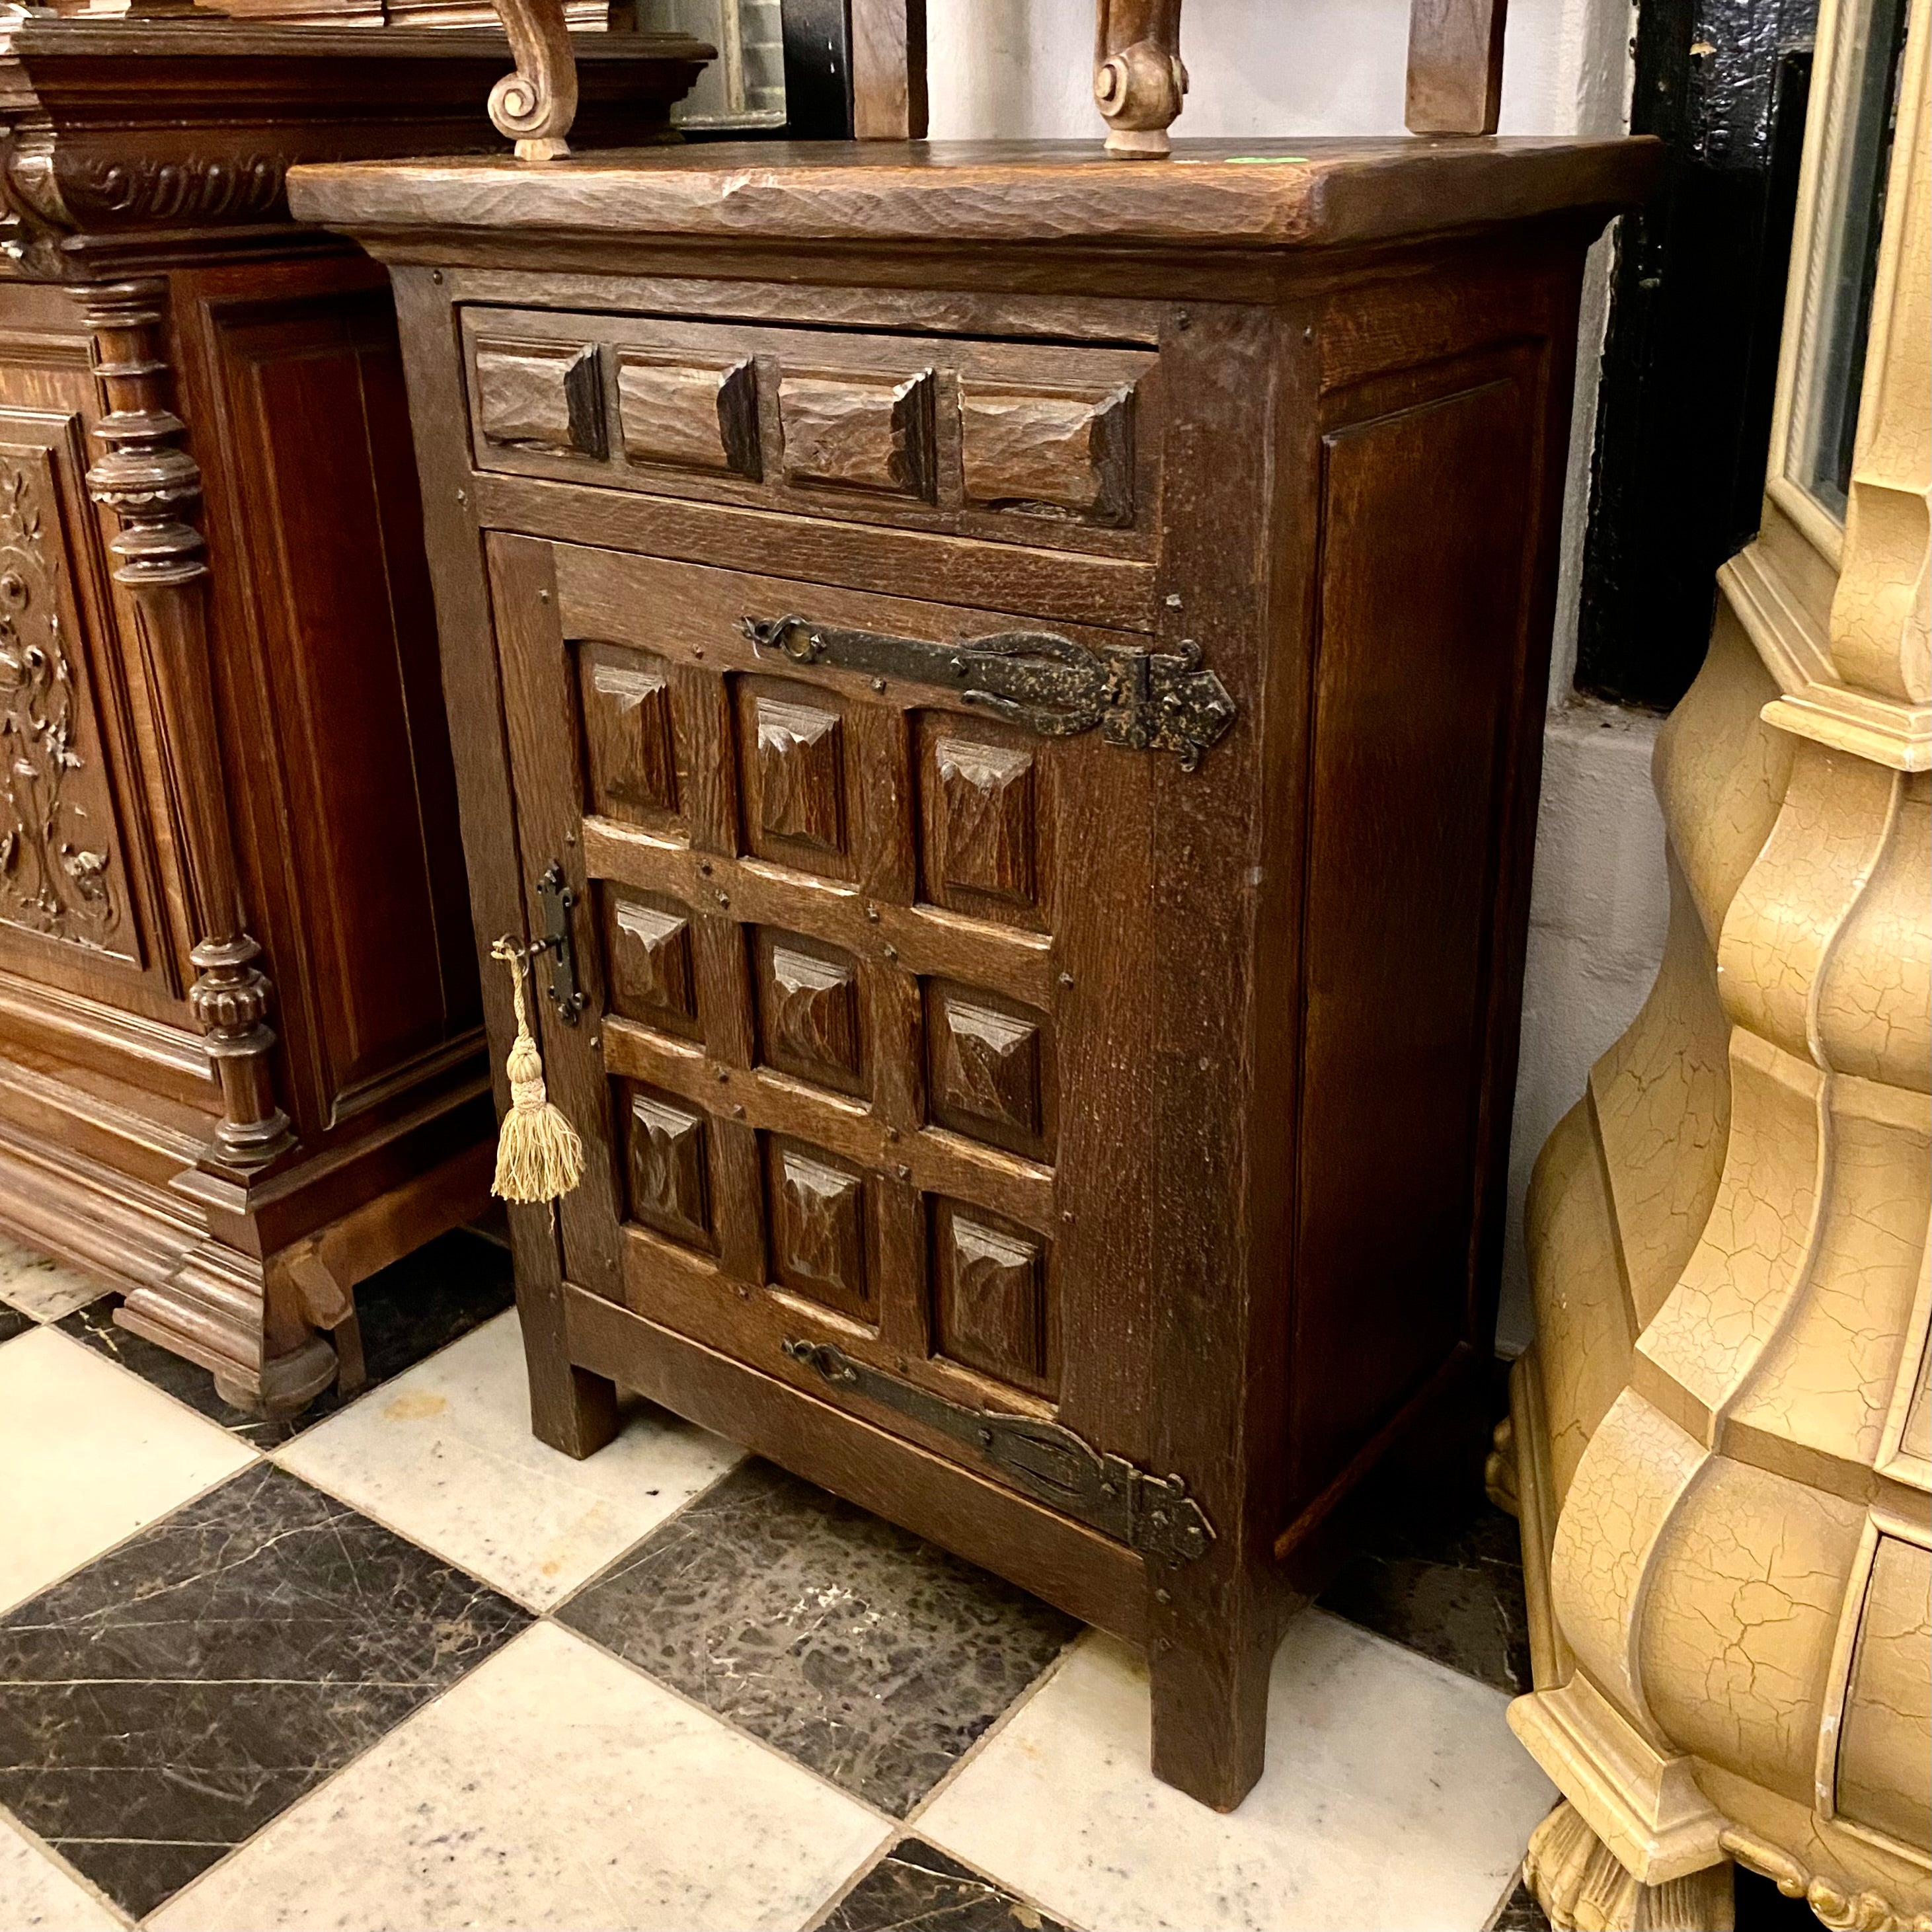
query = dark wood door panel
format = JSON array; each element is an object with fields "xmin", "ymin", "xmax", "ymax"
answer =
[
  {"xmin": 201, "ymin": 288, "xmax": 481, "ymax": 1135},
  {"xmin": 490, "ymin": 532, "xmax": 1153, "ymax": 1450},
  {"xmin": 1290, "ymin": 365, "xmax": 1537, "ymax": 1502}
]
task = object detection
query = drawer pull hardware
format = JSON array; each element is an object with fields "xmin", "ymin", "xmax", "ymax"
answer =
[
  {"xmin": 741, "ymin": 614, "xmax": 1235, "ymax": 771},
  {"xmin": 781, "ymin": 1337, "xmax": 1215, "ymax": 1565}
]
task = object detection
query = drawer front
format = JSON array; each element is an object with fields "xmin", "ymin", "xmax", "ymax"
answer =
[
  {"xmin": 463, "ymin": 307, "xmax": 1159, "ymax": 559},
  {"xmin": 490, "ymin": 534, "xmax": 1185, "ymax": 1543}
]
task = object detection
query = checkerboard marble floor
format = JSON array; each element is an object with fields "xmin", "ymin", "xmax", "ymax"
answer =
[{"xmin": 0, "ymin": 1229, "xmax": 1780, "ymax": 1932}]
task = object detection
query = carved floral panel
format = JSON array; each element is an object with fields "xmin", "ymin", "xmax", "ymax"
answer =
[{"xmin": 0, "ymin": 429, "xmax": 132, "ymax": 962}]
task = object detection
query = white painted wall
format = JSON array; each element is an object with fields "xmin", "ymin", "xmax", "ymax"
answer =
[{"xmin": 927, "ymin": 0, "xmax": 1672, "ymax": 1350}]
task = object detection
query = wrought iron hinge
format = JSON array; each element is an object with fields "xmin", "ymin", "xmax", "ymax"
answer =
[
  {"xmin": 741, "ymin": 613, "xmax": 1235, "ymax": 771},
  {"xmin": 781, "ymin": 1338, "xmax": 1215, "ymax": 1566},
  {"xmin": 529, "ymin": 863, "xmax": 586, "ymax": 1026}
]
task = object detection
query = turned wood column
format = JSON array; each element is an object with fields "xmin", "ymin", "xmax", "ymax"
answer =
[{"xmin": 77, "ymin": 278, "xmax": 295, "ymax": 1173}]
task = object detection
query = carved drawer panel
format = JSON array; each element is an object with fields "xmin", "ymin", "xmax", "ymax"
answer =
[
  {"xmin": 737, "ymin": 676, "xmax": 853, "ymax": 876},
  {"xmin": 616, "ymin": 352, "xmax": 760, "ymax": 477},
  {"xmin": 753, "ymin": 926, "xmax": 864, "ymax": 1095},
  {"xmin": 1832, "ymin": 1533, "xmax": 1932, "ymax": 1854},
  {"xmin": 473, "ymin": 338, "xmax": 605, "ymax": 457},
  {"xmin": 626, "ymin": 1084, "xmax": 713, "ymax": 1251},
  {"xmin": 959, "ymin": 379, "xmax": 1133, "ymax": 526},
  {"xmin": 931, "ymin": 1198, "xmax": 1056, "ymax": 1398},
  {"xmin": 578, "ymin": 642, "xmax": 679, "ymax": 826},
  {"xmin": 925, "ymin": 980, "xmax": 1053, "ymax": 1161},
  {"xmin": 461, "ymin": 307, "xmax": 1157, "ymax": 558},
  {"xmin": 917, "ymin": 714, "xmax": 1052, "ymax": 931},
  {"xmin": 604, "ymin": 890, "xmax": 699, "ymax": 1037},
  {"xmin": 766, "ymin": 1134, "xmax": 872, "ymax": 1323},
  {"xmin": 779, "ymin": 369, "xmax": 937, "ymax": 500}
]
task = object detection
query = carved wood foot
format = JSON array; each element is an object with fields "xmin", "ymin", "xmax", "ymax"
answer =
[
  {"xmin": 119, "ymin": 1233, "xmax": 335, "ymax": 1417},
  {"xmin": 213, "ymin": 1333, "xmax": 338, "ymax": 1420},
  {"xmin": 1525, "ymin": 1802, "xmax": 1736, "ymax": 1932}
]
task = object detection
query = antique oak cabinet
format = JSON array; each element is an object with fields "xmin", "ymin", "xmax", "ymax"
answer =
[
  {"xmin": 0, "ymin": 19, "xmax": 705, "ymax": 1411},
  {"xmin": 293, "ymin": 131, "xmax": 1657, "ymax": 1802}
]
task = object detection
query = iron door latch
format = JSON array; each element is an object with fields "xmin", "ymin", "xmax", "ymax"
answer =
[
  {"xmin": 781, "ymin": 1337, "xmax": 1215, "ymax": 1565},
  {"xmin": 527, "ymin": 863, "xmax": 586, "ymax": 1026},
  {"xmin": 741, "ymin": 613, "xmax": 1235, "ymax": 771}
]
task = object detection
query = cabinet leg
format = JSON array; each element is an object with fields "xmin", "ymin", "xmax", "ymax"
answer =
[
  {"xmin": 516, "ymin": 1289, "xmax": 617, "ymax": 1459},
  {"xmin": 213, "ymin": 1332, "xmax": 336, "ymax": 1419},
  {"xmin": 1149, "ymin": 1631, "xmax": 1274, "ymax": 1812}
]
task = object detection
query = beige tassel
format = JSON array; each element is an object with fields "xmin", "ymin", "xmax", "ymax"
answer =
[{"xmin": 490, "ymin": 938, "xmax": 584, "ymax": 1204}]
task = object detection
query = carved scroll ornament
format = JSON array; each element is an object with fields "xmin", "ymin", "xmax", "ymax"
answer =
[
  {"xmin": 483, "ymin": 0, "xmax": 579, "ymax": 159},
  {"xmin": 1093, "ymin": 0, "xmax": 1187, "ymax": 157}
]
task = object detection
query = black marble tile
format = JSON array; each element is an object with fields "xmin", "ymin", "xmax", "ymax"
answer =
[
  {"xmin": 1319, "ymin": 1477, "xmax": 1534, "ymax": 1694},
  {"xmin": 0, "ymin": 1461, "xmax": 527, "ymax": 1919},
  {"xmin": 0, "ymin": 1300, "xmax": 30, "ymax": 1345},
  {"xmin": 1488, "ymin": 1873, "xmax": 1549, "ymax": 1930},
  {"xmin": 559, "ymin": 1459, "xmax": 1078, "ymax": 1816},
  {"xmin": 823, "ymin": 1838, "xmax": 1071, "ymax": 1932},
  {"xmin": 56, "ymin": 1227, "xmax": 514, "ymax": 1448}
]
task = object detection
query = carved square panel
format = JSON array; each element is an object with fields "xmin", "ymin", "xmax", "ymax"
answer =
[
  {"xmin": 931, "ymin": 1200, "xmax": 1054, "ymax": 1397},
  {"xmin": 753, "ymin": 927, "xmax": 863, "ymax": 1095},
  {"xmin": 958, "ymin": 379, "xmax": 1135, "ymax": 527},
  {"xmin": 738, "ymin": 677, "xmax": 852, "ymax": 876},
  {"xmin": 626, "ymin": 1087, "xmax": 712, "ymax": 1250},
  {"xmin": 765, "ymin": 1137, "xmax": 870, "ymax": 1322},
  {"xmin": 925, "ymin": 982, "xmax": 1052, "ymax": 1162},
  {"xmin": 604, "ymin": 891, "xmax": 699, "ymax": 1036},
  {"xmin": 617, "ymin": 353, "xmax": 761, "ymax": 478},
  {"xmin": 473, "ymin": 339, "xmax": 605, "ymax": 458},
  {"xmin": 578, "ymin": 642, "xmax": 678, "ymax": 825},
  {"xmin": 779, "ymin": 368, "xmax": 937, "ymax": 500},
  {"xmin": 917, "ymin": 715, "xmax": 1050, "ymax": 929}
]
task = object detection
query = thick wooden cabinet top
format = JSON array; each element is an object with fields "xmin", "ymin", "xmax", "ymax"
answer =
[{"xmin": 291, "ymin": 134, "xmax": 1656, "ymax": 254}]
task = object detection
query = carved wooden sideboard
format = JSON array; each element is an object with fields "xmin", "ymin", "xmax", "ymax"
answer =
[
  {"xmin": 291, "ymin": 128, "xmax": 1657, "ymax": 1801},
  {"xmin": 0, "ymin": 17, "xmax": 707, "ymax": 1412}
]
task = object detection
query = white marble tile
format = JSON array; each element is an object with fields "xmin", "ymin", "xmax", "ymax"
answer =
[
  {"xmin": 0, "ymin": 1813, "xmax": 124, "ymax": 1932},
  {"xmin": 151, "ymin": 1620, "xmax": 891, "ymax": 1932},
  {"xmin": 921, "ymin": 1609, "xmax": 1558, "ymax": 1932},
  {"xmin": 0, "ymin": 1326, "xmax": 257, "ymax": 1615},
  {"xmin": 0, "ymin": 1241, "xmax": 106, "ymax": 1323},
  {"xmin": 274, "ymin": 1310, "xmax": 742, "ymax": 1609}
]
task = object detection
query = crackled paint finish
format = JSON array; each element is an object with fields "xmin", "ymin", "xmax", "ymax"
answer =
[
  {"xmin": 1526, "ymin": 1099, "xmax": 1637, "ymax": 1509},
  {"xmin": 1503, "ymin": 16, "xmax": 1932, "ymax": 1923},
  {"xmin": 1588, "ymin": 861, "xmax": 1734, "ymax": 1333}
]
